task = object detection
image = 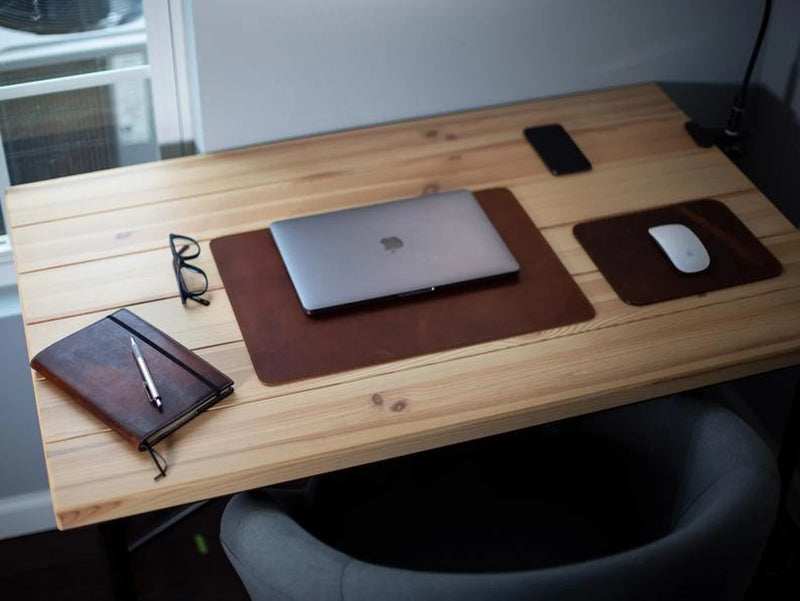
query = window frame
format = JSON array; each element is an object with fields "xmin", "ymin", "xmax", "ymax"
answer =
[{"xmin": 0, "ymin": 0, "xmax": 190, "ymax": 284}]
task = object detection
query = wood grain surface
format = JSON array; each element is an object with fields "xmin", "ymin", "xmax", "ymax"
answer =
[{"xmin": 7, "ymin": 84, "xmax": 800, "ymax": 529}]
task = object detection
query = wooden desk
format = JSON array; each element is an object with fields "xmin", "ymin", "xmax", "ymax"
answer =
[{"xmin": 7, "ymin": 84, "xmax": 800, "ymax": 530}]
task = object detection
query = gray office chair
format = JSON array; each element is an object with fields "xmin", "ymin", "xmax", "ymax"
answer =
[{"xmin": 220, "ymin": 394, "xmax": 779, "ymax": 601}]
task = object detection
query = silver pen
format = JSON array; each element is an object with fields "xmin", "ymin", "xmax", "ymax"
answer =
[{"xmin": 130, "ymin": 337, "xmax": 163, "ymax": 412}]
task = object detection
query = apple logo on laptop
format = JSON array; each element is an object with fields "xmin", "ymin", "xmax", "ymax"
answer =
[{"xmin": 380, "ymin": 236, "xmax": 403, "ymax": 253}]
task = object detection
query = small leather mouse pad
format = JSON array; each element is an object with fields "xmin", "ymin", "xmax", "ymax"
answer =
[
  {"xmin": 212, "ymin": 188, "xmax": 595, "ymax": 384},
  {"xmin": 573, "ymin": 199, "xmax": 782, "ymax": 305}
]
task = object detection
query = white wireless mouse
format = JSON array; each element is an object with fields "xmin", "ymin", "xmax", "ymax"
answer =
[{"xmin": 648, "ymin": 224, "xmax": 711, "ymax": 274}]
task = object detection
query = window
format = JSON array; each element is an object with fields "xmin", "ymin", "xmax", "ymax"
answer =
[{"xmin": 0, "ymin": 0, "xmax": 190, "ymax": 244}]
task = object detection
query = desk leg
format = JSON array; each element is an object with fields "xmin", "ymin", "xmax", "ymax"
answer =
[{"xmin": 99, "ymin": 519, "xmax": 137, "ymax": 601}]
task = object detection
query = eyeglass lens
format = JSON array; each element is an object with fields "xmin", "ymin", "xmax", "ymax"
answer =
[{"xmin": 179, "ymin": 264, "xmax": 208, "ymax": 295}]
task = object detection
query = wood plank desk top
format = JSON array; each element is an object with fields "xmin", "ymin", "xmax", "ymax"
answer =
[{"xmin": 7, "ymin": 83, "xmax": 800, "ymax": 529}]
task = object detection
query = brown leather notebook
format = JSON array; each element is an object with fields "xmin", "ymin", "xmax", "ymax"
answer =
[
  {"xmin": 30, "ymin": 309, "xmax": 234, "ymax": 478},
  {"xmin": 573, "ymin": 199, "xmax": 783, "ymax": 305},
  {"xmin": 211, "ymin": 188, "xmax": 595, "ymax": 384}
]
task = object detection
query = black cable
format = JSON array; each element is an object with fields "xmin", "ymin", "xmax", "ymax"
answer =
[
  {"xmin": 686, "ymin": 0, "xmax": 775, "ymax": 152},
  {"xmin": 725, "ymin": 0, "xmax": 773, "ymax": 137}
]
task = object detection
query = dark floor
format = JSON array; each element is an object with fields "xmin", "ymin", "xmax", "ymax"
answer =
[
  {"xmin": 751, "ymin": 511, "xmax": 800, "ymax": 601},
  {"xmin": 0, "ymin": 495, "xmax": 799, "ymax": 600},
  {"xmin": 0, "ymin": 496, "xmax": 248, "ymax": 601}
]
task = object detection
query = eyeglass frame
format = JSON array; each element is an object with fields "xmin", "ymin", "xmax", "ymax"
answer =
[{"xmin": 169, "ymin": 233, "xmax": 210, "ymax": 306}]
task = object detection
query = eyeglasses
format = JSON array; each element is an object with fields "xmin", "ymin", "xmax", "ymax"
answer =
[{"xmin": 169, "ymin": 233, "xmax": 210, "ymax": 306}]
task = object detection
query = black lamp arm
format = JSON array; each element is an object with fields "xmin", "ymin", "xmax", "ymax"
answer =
[
  {"xmin": 725, "ymin": 0, "xmax": 773, "ymax": 138},
  {"xmin": 685, "ymin": 0, "xmax": 774, "ymax": 153}
]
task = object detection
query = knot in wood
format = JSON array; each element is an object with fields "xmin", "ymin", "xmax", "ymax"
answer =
[
  {"xmin": 371, "ymin": 393, "xmax": 384, "ymax": 406},
  {"xmin": 391, "ymin": 400, "xmax": 408, "ymax": 412}
]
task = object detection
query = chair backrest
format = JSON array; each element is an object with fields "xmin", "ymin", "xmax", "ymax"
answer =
[{"xmin": 220, "ymin": 396, "xmax": 779, "ymax": 601}]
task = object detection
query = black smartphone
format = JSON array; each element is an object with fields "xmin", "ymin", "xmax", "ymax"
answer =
[{"xmin": 523, "ymin": 124, "xmax": 591, "ymax": 176}]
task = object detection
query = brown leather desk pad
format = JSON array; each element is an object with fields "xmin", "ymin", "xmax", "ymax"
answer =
[
  {"xmin": 573, "ymin": 199, "xmax": 782, "ymax": 306},
  {"xmin": 211, "ymin": 188, "xmax": 595, "ymax": 384}
]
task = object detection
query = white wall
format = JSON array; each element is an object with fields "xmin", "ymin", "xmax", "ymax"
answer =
[
  {"xmin": 735, "ymin": 0, "xmax": 800, "ymax": 227},
  {"xmin": 184, "ymin": 0, "xmax": 763, "ymax": 153},
  {"xmin": 0, "ymin": 287, "xmax": 55, "ymax": 538},
  {"xmin": 0, "ymin": 135, "xmax": 54, "ymax": 538},
  {"xmin": 758, "ymin": 0, "xmax": 800, "ymax": 119}
]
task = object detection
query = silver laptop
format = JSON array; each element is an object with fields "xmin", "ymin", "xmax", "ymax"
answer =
[{"xmin": 270, "ymin": 189, "xmax": 520, "ymax": 314}]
